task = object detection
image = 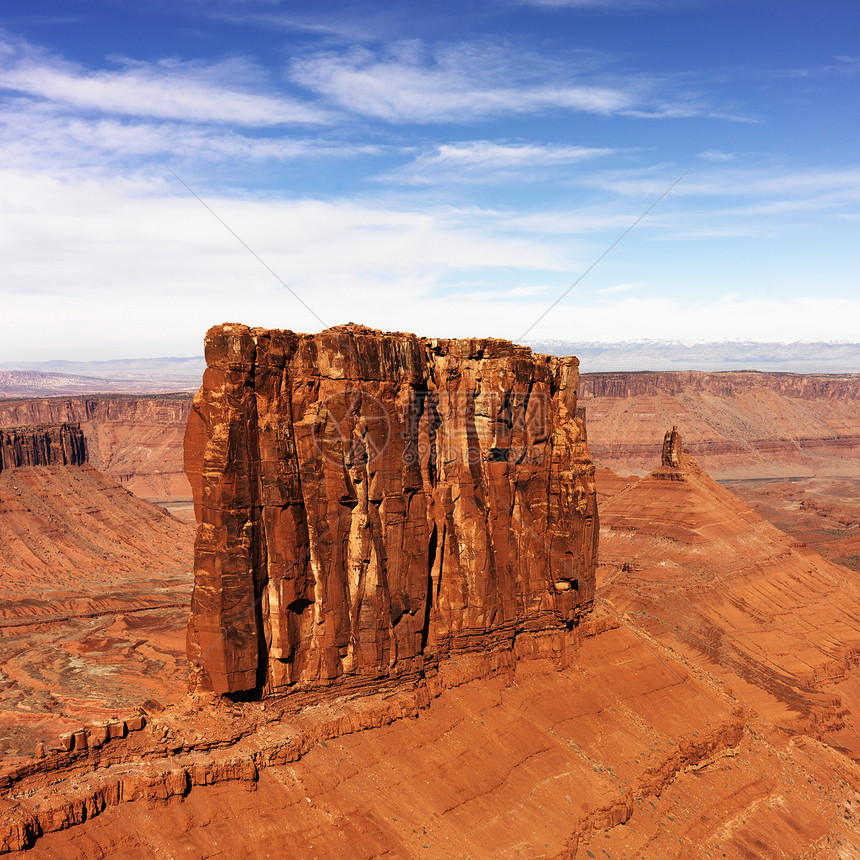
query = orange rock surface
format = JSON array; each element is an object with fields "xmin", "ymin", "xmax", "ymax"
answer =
[
  {"xmin": 580, "ymin": 370, "xmax": 860, "ymax": 478},
  {"xmin": 185, "ymin": 323, "xmax": 597, "ymax": 696},
  {"xmin": 3, "ymin": 603, "xmax": 860, "ymax": 858},
  {"xmin": 726, "ymin": 476, "xmax": 860, "ymax": 573}
]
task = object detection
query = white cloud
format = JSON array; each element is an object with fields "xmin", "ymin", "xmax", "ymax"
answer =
[
  {"xmin": 699, "ymin": 149, "xmax": 736, "ymax": 162},
  {"xmin": 481, "ymin": 295, "xmax": 860, "ymax": 346},
  {"xmin": 569, "ymin": 162, "xmax": 860, "ymax": 235},
  {"xmin": 506, "ymin": 284, "xmax": 554, "ymax": 297},
  {"xmin": 594, "ymin": 165, "xmax": 860, "ymax": 201},
  {"xmin": 1, "ymin": 167, "xmax": 856, "ymax": 360},
  {"xmin": 382, "ymin": 141, "xmax": 613, "ymax": 183},
  {"xmin": 0, "ymin": 102, "xmax": 378, "ymax": 170},
  {"xmin": 290, "ymin": 43, "xmax": 639, "ymax": 123},
  {"xmin": 0, "ymin": 36, "xmax": 329, "ymax": 126},
  {"xmin": 0, "ymin": 169, "xmax": 577, "ymax": 359}
]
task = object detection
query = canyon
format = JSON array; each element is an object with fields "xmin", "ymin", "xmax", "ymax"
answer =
[
  {"xmin": 0, "ymin": 331, "xmax": 858, "ymax": 857},
  {"xmin": 0, "ymin": 395, "xmax": 193, "ymax": 514}
]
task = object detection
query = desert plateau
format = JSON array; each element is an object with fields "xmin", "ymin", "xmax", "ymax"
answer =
[
  {"xmin": 0, "ymin": 323, "xmax": 856, "ymax": 859},
  {"xmin": 4, "ymin": 1, "xmax": 860, "ymax": 855}
]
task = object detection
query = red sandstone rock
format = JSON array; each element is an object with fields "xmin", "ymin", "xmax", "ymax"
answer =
[
  {"xmin": 185, "ymin": 323, "xmax": 598, "ymax": 696},
  {"xmin": 598, "ymin": 431, "xmax": 860, "ymax": 752},
  {"xmin": 0, "ymin": 426, "xmax": 194, "ymax": 762},
  {"xmin": 0, "ymin": 424, "xmax": 85, "ymax": 471},
  {"xmin": 4, "ymin": 416, "xmax": 860, "ymax": 857},
  {"xmin": 725, "ymin": 475, "xmax": 860, "ymax": 572},
  {"xmin": 660, "ymin": 424, "xmax": 682, "ymax": 468},
  {"xmin": 107, "ymin": 721, "xmax": 126, "ymax": 741},
  {"xmin": 126, "ymin": 715, "xmax": 145, "ymax": 732},
  {"xmin": 86, "ymin": 725, "xmax": 107, "ymax": 749}
]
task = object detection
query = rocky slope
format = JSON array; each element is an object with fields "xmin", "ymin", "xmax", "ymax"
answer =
[
  {"xmin": 725, "ymin": 476, "xmax": 860, "ymax": 572},
  {"xmin": 0, "ymin": 424, "xmax": 194, "ymax": 763},
  {"xmin": 0, "ymin": 395, "xmax": 193, "ymax": 507},
  {"xmin": 599, "ymin": 430, "xmax": 860, "ymax": 757},
  {"xmin": 186, "ymin": 323, "xmax": 597, "ymax": 697},
  {"xmin": 3, "ymin": 593, "xmax": 859, "ymax": 857},
  {"xmin": 580, "ymin": 370, "xmax": 860, "ymax": 478}
]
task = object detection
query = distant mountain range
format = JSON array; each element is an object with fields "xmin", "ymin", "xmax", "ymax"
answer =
[
  {"xmin": 526, "ymin": 340, "xmax": 860, "ymax": 373},
  {"xmin": 1, "ymin": 342, "xmax": 858, "ymax": 398},
  {"xmin": 0, "ymin": 357, "xmax": 205, "ymax": 398}
]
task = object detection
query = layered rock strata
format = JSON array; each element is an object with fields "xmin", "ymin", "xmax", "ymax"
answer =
[
  {"xmin": 185, "ymin": 323, "xmax": 598, "ymax": 696},
  {"xmin": 579, "ymin": 370, "xmax": 860, "ymax": 478},
  {"xmin": 0, "ymin": 423, "xmax": 86, "ymax": 472}
]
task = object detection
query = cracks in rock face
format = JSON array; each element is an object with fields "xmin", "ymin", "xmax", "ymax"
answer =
[{"xmin": 421, "ymin": 523, "xmax": 437, "ymax": 653}]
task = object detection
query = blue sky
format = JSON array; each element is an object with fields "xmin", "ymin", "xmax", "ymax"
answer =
[{"xmin": 1, "ymin": 0, "xmax": 858, "ymax": 360}]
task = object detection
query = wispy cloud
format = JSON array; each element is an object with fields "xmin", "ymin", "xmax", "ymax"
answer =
[
  {"xmin": 1, "ymin": 162, "xmax": 857, "ymax": 358},
  {"xmin": 0, "ymin": 35, "xmax": 329, "ymax": 126},
  {"xmin": 0, "ymin": 168, "xmax": 574, "ymax": 356},
  {"xmin": 0, "ymin": 102, "xmax": 378, "ymax": 169},
  {"xmin": 382, "ymin": 141, "xmax": 613, "ymax": 183},
  {"xmin": 290, "ymin": 42, "xmax": 642, "ymax": 123},
  {"xmin": 586, "ymin": 163, "xmax": 860, "ymax": 209},
  {"xmin": 211, "ymin": 10, "xmax": 392, "ymax": 42}
]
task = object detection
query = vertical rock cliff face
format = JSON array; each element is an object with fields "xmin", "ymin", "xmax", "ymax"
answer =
[
  {"xmin": 0, "ymin": 423, "xmax": 86, "ymax": 471},
  {"xmin": 185, "ymin": 323, "xmax": 598, "ymax": 696}
]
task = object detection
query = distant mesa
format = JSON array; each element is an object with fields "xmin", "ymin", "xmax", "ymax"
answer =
[
  {"xmin": 0, "ymin": 394, "xmax": 194, "ymax": 505},
  {"xmin": 579, "ymin": 369, "xmax": 860, "ymax": 479}
]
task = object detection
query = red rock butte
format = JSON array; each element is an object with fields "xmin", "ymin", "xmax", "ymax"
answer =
[{"xmin": 184, "ymin": 323, "xmax": 598, "ymax": 697}]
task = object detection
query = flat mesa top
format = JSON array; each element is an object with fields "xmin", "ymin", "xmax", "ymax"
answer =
[{"xmin": 204, "ymin": 322, "xmax": 578, "ymax": 366}]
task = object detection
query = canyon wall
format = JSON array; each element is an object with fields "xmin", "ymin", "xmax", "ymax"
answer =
[
  {"xmin": 579, "ymin": 370, "xmax": 860, "ymax": 478},
  {"xmin": 0, "ymin": 423, "xmax": 86, "ymax": 471},
  {"xmin": 185, "ymin": 323, "xmax": 598, "ymax": 697},
  {"xmin": 0, "ymin": 394, "xmax": 193, "ymax": 502}
]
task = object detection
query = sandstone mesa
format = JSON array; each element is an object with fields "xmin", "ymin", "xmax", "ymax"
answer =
[{"xmin": 185, "ymin": 323, "xmax": 598, "ymax": 697}]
